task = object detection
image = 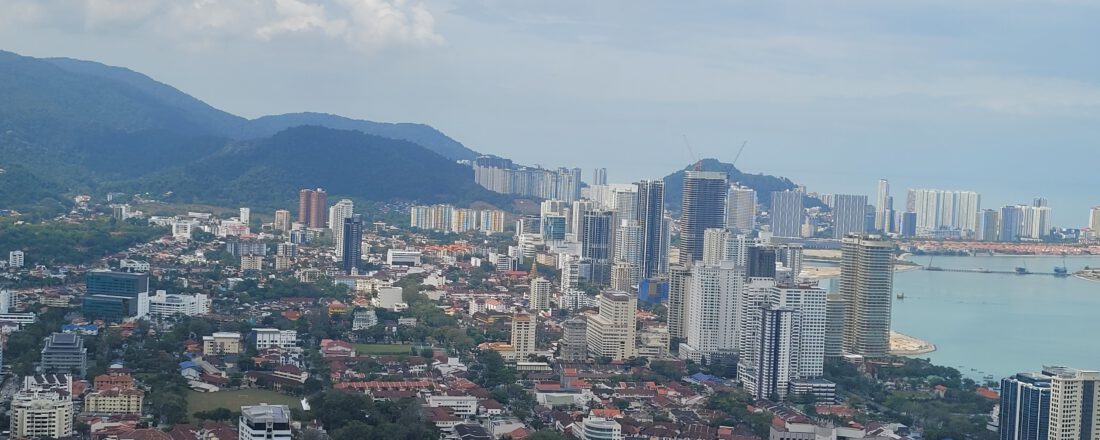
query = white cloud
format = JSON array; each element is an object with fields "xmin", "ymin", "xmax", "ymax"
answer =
[{"xmin": 0, "ymin": 0, "xmax": 444, "ymax": 51}]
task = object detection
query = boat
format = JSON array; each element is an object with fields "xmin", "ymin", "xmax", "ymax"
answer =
[
  {"xmin": 1054, "ymin": 266, "xmax": 1069, "ymax": 277},
  {"xmin": 896, "ymin": 292, "xmax": 905, "ymax": 299},
  {"xmin": 926, "ymin": 266, "xmax": 943, "ymax": 271},
  {"xmin": 1015, "ymin": 267, "xmax": 1029, "ymax": 275}
]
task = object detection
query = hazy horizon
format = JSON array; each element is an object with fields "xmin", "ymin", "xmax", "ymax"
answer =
[{"xmin": 2, "ymin": 1, "xmax": 1097, "ymax": 225}]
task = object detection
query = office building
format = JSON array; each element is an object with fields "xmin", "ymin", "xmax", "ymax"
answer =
[
  {"xmin": 561, "ymin": 316, "xmax": 588, "ymax": 362},
  {"xmin": 530, "ymin": 277, "xmax": 552, "ymax": 311},
  {"xmin": 586, "ymin": 291, "xmax": 637, "ymax": 361},
  {"xmin": 875, "ymin": 179, "xmax": 891, "ymax": 232},
  {"xmin": 341, "ymin": 214, "xmax": 364, "ymax": 275},
  {"xmin": 9, "ymin": 250, "xmax": 25, "ymax": 268},
  {"xmin": 148, "ymin": 291, "xmax": 209, "ymax": 318},
  {"xmin": 832, "ymin": 194, "xmax": 868, "ymax": 239},
  {"xmin": 839, "ymin": 235, "xmax": 894, "ymax": 358},
  {"xmin": 40, "ymin": 333, "xmax": 87, "ymax": 376},
  {"xmin": 581, "ymin": 211, "xmax": 614, "ymax": 284},
  {"xmin": 328, "ymin": 199, "xmax": 354, "ymax": 258},
  {"xmin": 747, "ymin": 246, "xmax": 778, "ymax": 279},
  {"xmin": 635, "ymin": 180, "xmax": 668, "ymax": 278},
  {"xmin": 999, "ymin": 371, "xmax": 1052, "ymax": 440},
  {"xmin": 11, "ymin": 389, "xmax": 74, "ymax": 439},
  {"xmin": 274, "ymin": 209, "xmax": 291, "ymax": 233},
  {"xmin": 203, "ymin": 332, "xmax": 242, "ymax": 355},
  {"xmin": 239, "ymin": 404, "xmax": 292, "ymax": 440},
  {"xmin": 898, "ymin": 211, "xmax": 917, "ymax": 238},
  {"xmin": 542, "ymin": 214, "xmax": 568, "ymax": 242},
  {"xmin": 511, "ymin": 313, "xmax": 537, "ymax": 361},
  {"xmin": 726, "ymin": 185, "xmax": 757, "ymax": 233},
  {"xmin": 298, "ymin": 188, "xmax": 328, "ymax": 229},
  {"xmin": 1047, "ymin": 366, "xmax": 1100, "ymax": 440},
  {"xmin": 254, "ymin": 328, "xmax": 298, "ymax": 350},
  {"xmin": 907, "ymin": 188, "xmax": 981, "ymax": 236},
  {"xmin": 679, "ymin": 263, "xmax": 743, "ymax": 363},
  {"xmin": 82, "ymin": 271, "xmax": 150, "ymax": 322},
  {"xmin": 667, "ymin": 265, "xmax": 691, "ymax": 341},
  {"xmin": 679, "ymin": 171, "xmax": 729, "ymax": 265},
  {"xmin": 771, "ymin": 190, "xmax": 805, "ymax": 238}
]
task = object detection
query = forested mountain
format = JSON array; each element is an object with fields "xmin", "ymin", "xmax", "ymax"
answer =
[
  {"xmin": 0, "ymin": 50, "xmax": 494, "ymax": 210},
  {"xmin": 663, "ymin": 158, "xmax": 798, "ymax": 213}
]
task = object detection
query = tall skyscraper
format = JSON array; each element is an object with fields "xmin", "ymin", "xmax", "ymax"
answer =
[
  {"xmin": 747, "ymin": 246, "xmax": 777, "ymax": 279},
  {"xmin": 999, "ymin": 371, "xmax": 1052, "ymax": 440},
  {"xmin": 1047, "ymin": 366, "xmax": 1100, "ymax": 440},
  {"xmin": 635, "ymin": 180, "xmax": 668, "ymax": 278},
  {"xmin": 770, "ymin": 284, "xmax": 827, "ymax": 380},
  {"xmin": 770, "ymin": 190, "xmax": 805, "ymax": 238},
  {"xmin": 298, "ymin": 188, "xmax": 328, "ymax": 229},
  {"xmin": 571, "ymin": 200, "xmax": 596, "ymax": 238},
  {"xmin": 511, "ymin": 312, "xmax": 536, "ymax": 361},
  {"xmin": 582, "ymin": 211, "xmax": 614, "ymax": 284},
  {"xmin": 609, "ymin": 186, "xmax": 639, "ymax": 260},
  {"xmin": 824, "ymin": 293, "xmax": 847, "ymax": 358},
  {"xmin": 979, "ymin": 209, "xmax": 1000, "ymax": 242},
  {"xmin": 239, "ymin": 207, "xmax": 251, "ymax": 226},
  {"xmin": 832, "ymin": 194, "xmax": 868, "ymax": 239},
  {"xmin": 585, "ymin": 291, "xmax": 637, "ymax": 361},
  {"xmin": 341, "ymin": 214, "xmax": 364, "ymax": 275},
  {"xmin": 679, "ymin": 171, "xmax": 728, "ymax": 265},
  {"xmin": 1000, "ymin": 205, "xmax": 1023, "ymax": 242},
  {"xmin": 328, "ymin": 199, "xmax": 355, "ymax": 258},
  {"xmin": 614, "ymin": 219, "xmax": 643, "ymax": 282},
  {"xmin": 753, "ymin": 305, "xmax": 794, "ymax": 400},
  {"xmin": 530, "ymin": 277, "xmax": 552, "ymax": 311},
  {"xmin": 593, "ymin": 168, "xmax": 608, "ymax": 186},
  {"xmin": 838, "ymin": 235, "xmax": 894, "ymax": 358},
  {"xmin": 726, "ymin": 185, "xmax": 757, "ymax": 233},
  {"xmin": 875, "ymin": 179, "xmax": 890, "ymax": 231},
  {"xmin": 679, "ymin": 263, "xmax": 743, "ymax": 362},
  {"xmin": 1090, "ymin": 206, "xmax": 1100, "ymax": 231},
  {"xmin": 560, "ymin": 317, "xmax": 588, "ymax": 362},
  {"xmin": 274, "ymin": 209, "xmax": 291, "ymax": 233},
  {"xmin": 907, "ymin": 188, "xmax": 981, "ymax": 236},
  {"xmin": 667, "ymin": 265, "xmax": 691, "ymax": 342}
]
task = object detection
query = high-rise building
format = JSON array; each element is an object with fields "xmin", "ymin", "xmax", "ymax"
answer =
[
  {"xmin": 560, "ymin": 316, "xmax": 588, "ymax": 362},
  {"xmin": 1000, "ymin": 205, "xmax": 1023, "ymax": 242},
  {"xmin": 581, "ymin": 211, "xmax": 614, "ymax": 284},
  {"xmin": 511, "ymin": 312, "xmax": 537, "ymax": 361},
  {"xmin": 614, "ymin": 219, "xmax": 643, "ymax": 285},
  {"xmin": 769, "ymin": 284, "xmax": 827, "ymax": 380},
  {"xmin": 667, "ymin": 265, "xmax": 691, "ymax": 342},
  {"xmin": 82, "ymin": 270, "xmax": 151, "ymax": 322},
  {"xmin": 328, "ymin": 199, "xmax": 354, "ymax": 258},
  {"xmin": 341, "ymin": 214, "xmax": 364, "ymax": 275},
  {"xmin": 572, "ymin": 200, "xmax": 596, "ymax": 238},
  {"xmin": 753, "ymin": 305, "xmax": 794, "ymax": 400},
  {"xmin": 875, "ymin": 179, "xmax": 890, "ymax": 232},
  {"xmin": 542, "ymin": 214, "xmax": 568, "ymax": 242},
  {"xmin": 610, "ymin": 261, "xmax": 637, "ymax": 292},
  {"xmin": 593, "ymin": 168, "xmax": 608, "ymax": 186},
  {"xmin": 979, "ymin": 209, "xmax": 1000, "ymax": 242},
  {"xmin": 1020, "ymin": 205, "xmax": 1053, "ymax": 240},
  {"xmin": 770, "ymin": 190, "xmax": 805, "ymax": 238},
  {"xmin": 635, "ymin": 180, "xmax": 668, "ymax": 278},
  {"xmin": 898, "ymin": 211, "xmax": 917, "ymax": 238},
  {"xmin": 530, "ymin": 277, "xmax": 552, "ymax": 311},
  {"xmin": 239, "ymin": 404, "xmax": 292, "ymax": 440},
  {"xmin": 1047, "ymin": 366, "xmax": 1100, "ymax": 440},
  {"xmin": 40, "ymin": 333, "xmax": 88, "ymax": 376},
  {"xmin": 747, "ymin": 246, "xmax": 778, "ymax": 279},
  {"xmin": 609, "ymin": 186, "xmax": 638, "ymax": 258},
  {"xmin": 298, "ymin": 188, "xmax": 328, "ymax": 229},
  {"xmin": 824, "ymin": 293, "xmax": 847, "ymax": 358},
  {"xmin": 9, "ymin": 250, "xmax": 24, "ymax": 268},
  {"xmin": 726, "ymin": 185, "xmax": 757, "ymax": 233},
  {"xmin": 832, "ymin": 194, "xmax": 868, "ymax": 239},
  {"xmin": 239, "ymin": 207, "xmax": 251, "ymax": 226},
  {"xmin": 838, "ymin": 235, "xmax": 894, "ymax": 358},
  {"xmin": 679, "ymin": 171, "xmax": 728, "ymax": 265},
  {"xmin": 1090, "ymin": 207, "xmax": 1100, "ymax": 232},
  {"xmin": 586, "ymin": 291, "xmax": 637, "ymax": 361},
  {"xmin": 679, "ymin": 263, "xmax": 743, "ymax": 363},
  {"xmin": 11, "ymin": 388, "xmax": 74, "ymax": 440},
  {"xmin": 999, "ymin": 371, "xmax": 1052, "ymax": 440},
  {"xmin": 907, "ymin": 189, "xmax": 981, "ymax": 236},
  {"xmin": 274, "ymin": 209, "xmax": 291, "ymax": 233}
]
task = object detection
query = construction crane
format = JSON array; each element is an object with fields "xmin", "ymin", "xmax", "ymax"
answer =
[
  {"xmin": 681, "ymin": 135, "xmax": 701, "ymax": 171},
  {"xmin": 731, "ymin": 140, "xmax": 748, "ymax": 168}
]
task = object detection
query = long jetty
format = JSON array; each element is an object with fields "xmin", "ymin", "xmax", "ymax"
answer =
[{"xmin": 922, "ymin": 266, "xmax": 1065, "ymax": 276}]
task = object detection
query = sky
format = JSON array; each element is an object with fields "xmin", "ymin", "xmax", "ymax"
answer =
[{"xmin": 1, "ymin": 0, "xmax": 1098, "ymax": 226}]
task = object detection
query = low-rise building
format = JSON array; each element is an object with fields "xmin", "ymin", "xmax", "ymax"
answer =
[
  {"xmin": 148, "ymin": 291, "xmax": 209, "ymax": 318},
  {"xmin": 427, "ymin": 394, "xmax": 478, "ymax": 417},
  {"xmin": 85, "ymin": 388, "xmax": 144, "ymax": 414},
  {"xmin": 203, "ymin": 332, "xmax": 242, "ymax": 355},
  {"xmin": 253, "ymin": 328, "xmax": 297, "ymax": 350}
]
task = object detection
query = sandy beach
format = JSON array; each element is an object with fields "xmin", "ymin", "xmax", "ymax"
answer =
[
  {"xmin": 800, "ymin": 263, "xmax": 920, "ymax": 280},
  {"xmin": 889, "ymin": 330, "xmax": 936, "ymax": 356}
]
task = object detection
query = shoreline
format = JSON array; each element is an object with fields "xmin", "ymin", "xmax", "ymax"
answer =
[
  {"xmin": 889, "ymin": 330, "xmax": 936, "ymax": 356},
  {"xmin": 1074, "ymin": 273, "xmax": 1100, "ymax": 284}
]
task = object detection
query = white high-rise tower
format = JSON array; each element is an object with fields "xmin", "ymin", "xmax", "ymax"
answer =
[{"xmin": 328, "ymin": 199, "xmax": 355, "ymax": 258}]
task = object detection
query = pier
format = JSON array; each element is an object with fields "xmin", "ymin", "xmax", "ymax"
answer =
[{"xmin": 922, "ymin": 266, "xmax": 1066, "ymax": 276}]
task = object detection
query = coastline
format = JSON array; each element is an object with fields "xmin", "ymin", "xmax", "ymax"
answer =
[
  {"xmin": 889, "ymin": 330, "xmax": 936, "ymax": 356},
  {"xmin": 1074, "ymin": 273, "xmax": 1100, "ymax": 284}
]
